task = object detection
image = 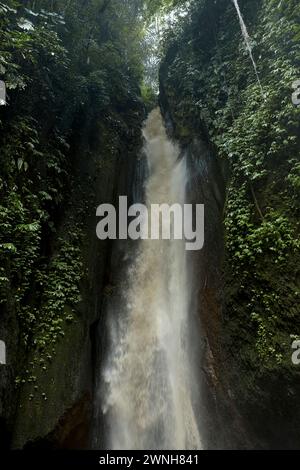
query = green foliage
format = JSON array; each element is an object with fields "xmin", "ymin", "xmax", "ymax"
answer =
[
  {"xmin": 160, "ymin": 0, "xmax": 300, "ymax": 402},
  {"xmin": 143, "ymin": 0, "xmax": 190, "ymax": 18},
  {"xmin": 140, "ymin": 81, "xmax": 157, "ymax": 110},
  {"xmin": 0, "ymin": 0, "xmax": 145, "ymax": 389}
]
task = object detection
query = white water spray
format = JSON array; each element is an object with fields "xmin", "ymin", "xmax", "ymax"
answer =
[
  {"xmin": 232, "ymin": 0, "xmax": 265, "ymax": 100},
  {"xmin": 101, "ymin": 109, "xmax": 202, "ymax": 450}
]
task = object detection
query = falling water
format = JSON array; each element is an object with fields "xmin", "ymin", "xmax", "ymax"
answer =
[
  {"xmin": 232, "ymin": 0, "xmax": 265, "ymax": 100},
  {"xmin": 101, "ymin": 109, "xmax": 202, "ymax": 450}
]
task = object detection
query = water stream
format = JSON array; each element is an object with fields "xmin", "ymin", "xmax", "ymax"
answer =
[{"xmin": 100, "ymin": 109, "xmax": 202, "ymax": 450}]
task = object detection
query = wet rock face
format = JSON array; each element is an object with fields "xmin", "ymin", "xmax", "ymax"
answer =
[
  {"xmin": 23, "ymin": 393, "xmax": 91, "ymax": 449},
  {"xmin": 185, "ymin": 139, "xmax": 237, "ymax": 449},
  {"xmin": 159, "ymin": 83, "xmax": 252, "ymax": 449},
  {"xmin": 159, "ymin": 0, "xmax": 300, "ymax": 449},
  {"xmin": 0, "ymin": 302, "xmax": 19, "ymax": 450},
  {"xmin": 4, "ymin": 102, "xmax": 145, "ymax": 450},
  {"xmin": 185, "ymin": 140, "xmax": 225, "ymax": 449}
]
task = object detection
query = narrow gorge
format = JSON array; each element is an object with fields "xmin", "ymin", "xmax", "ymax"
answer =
[{"xmin": 0, "ymin": 0, "xmax": 299, "ymax": 453}]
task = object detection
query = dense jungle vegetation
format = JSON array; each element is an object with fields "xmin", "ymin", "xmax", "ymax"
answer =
[
  {"xmin": 0, "ymin": 0, "xmax": 145, "ymax": 354},
  {"xmin": 0, "ymin": 0, "xmax": 299, "ymax": 450},
  {"xmin": 160, "ymin": 0, "xmax": 300, "ymax": 446},
  {"xmin": 0, "ymin": 0, "xmax": 184, "ymax": 355},
  {"xmin": 0, "ymin": 0, "xmax": 189, "ymax": 448}
]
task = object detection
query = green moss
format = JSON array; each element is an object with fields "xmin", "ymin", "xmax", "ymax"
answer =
[{"xmin": 160, "ymin": 0, "xmax": 300, "ymax": 408}]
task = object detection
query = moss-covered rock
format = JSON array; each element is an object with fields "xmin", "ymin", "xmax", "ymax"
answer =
[{"xmin": 160, "ymin": 0, "xmax": 300, "ymax": 449}]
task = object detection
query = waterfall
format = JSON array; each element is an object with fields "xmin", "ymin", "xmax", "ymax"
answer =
[
  {"xmin": 232, "ymin": 0, "xmax": 265, "ymax": 100},
  {"xmin": 100, "ymin": 109, "xmax": 202, "ymax": 450}
]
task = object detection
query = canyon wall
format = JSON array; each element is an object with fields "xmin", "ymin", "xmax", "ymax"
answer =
[{"xmin": 159, "ymin": 0, "xmax": 300, "ymax": 449}]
